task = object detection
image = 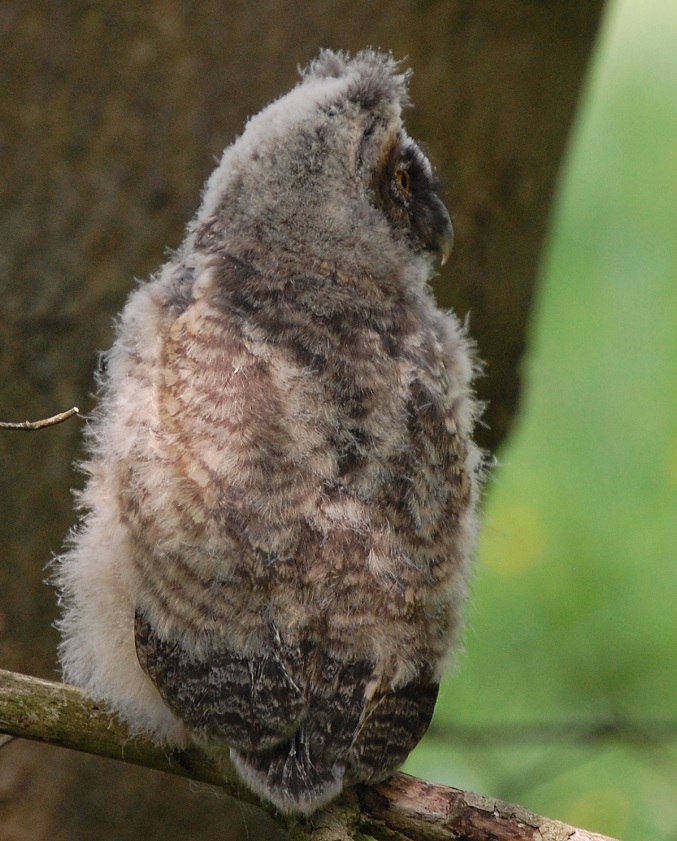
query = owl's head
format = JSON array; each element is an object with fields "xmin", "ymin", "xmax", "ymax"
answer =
[{"xmin": 193, "ymin": 49, "xmax": 452, "ymax": 286}]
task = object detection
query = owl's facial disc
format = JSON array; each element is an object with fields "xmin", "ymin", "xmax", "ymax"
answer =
[{"xmin": 372, "ymin": 133, "xmax": 454, "ymax": 264}]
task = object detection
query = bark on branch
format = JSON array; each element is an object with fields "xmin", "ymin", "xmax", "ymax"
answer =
[
  {"xmin": 0, "ymin": 668, "xmax": 621, "ymax": 841},
  {"xmin": 0, "ymin": 407, "xmax": 79, "ymax": 430}
]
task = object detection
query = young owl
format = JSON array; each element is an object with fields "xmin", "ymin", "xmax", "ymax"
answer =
[{"xmin": 56, "ymin": 49, "xmax": 482, "ymax": 814}]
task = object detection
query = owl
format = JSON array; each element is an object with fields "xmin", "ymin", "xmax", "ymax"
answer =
[{"xmin": 55, "ymin": 49, "xmax": 482, "ymax": 814}]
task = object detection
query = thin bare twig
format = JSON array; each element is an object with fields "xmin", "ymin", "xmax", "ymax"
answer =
[{"xmin": 0, "ymin": 406, "xmax": 80, "ymax": 430}]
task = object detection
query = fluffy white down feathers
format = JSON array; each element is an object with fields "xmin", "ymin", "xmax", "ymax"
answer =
[{"xmin": 55, "ymin": 49, "xmax": 482, "ymax": 814}]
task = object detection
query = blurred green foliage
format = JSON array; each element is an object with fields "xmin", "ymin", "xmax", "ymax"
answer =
[{"xmin": 405, "ymin": 1, "xmax": 677, "ymax": 839}]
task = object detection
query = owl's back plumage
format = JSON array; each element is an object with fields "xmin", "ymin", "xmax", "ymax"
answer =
[{"xmin": 56, "ymin": 49, "xmax": 482, "ymax": 813}]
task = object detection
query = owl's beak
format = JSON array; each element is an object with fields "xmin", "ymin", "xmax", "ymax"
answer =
[{"xmin": 429, "ymin": 197, "xmax": 454, "ymax": 266}]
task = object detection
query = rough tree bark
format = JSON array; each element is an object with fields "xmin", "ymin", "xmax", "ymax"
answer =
[{"xmin": 0, "ymin": 2, "xmax": 606, "ymax": 839}]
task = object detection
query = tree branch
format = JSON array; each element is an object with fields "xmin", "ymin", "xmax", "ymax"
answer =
[{"xmin": 0, "ymin": 669, "xmax": 621, "ymax": 841}]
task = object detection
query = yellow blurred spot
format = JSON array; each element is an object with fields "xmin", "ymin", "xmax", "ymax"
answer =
[
  {"xmin": 567, "ymin": 788, "xmax": 630, "ymax": 840},
  {"xmin": 479, "ymin": 503, "xmax": 546, "ymax": 577}
]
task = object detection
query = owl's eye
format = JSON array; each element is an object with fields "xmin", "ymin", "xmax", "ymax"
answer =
[{"xmin": 395, "ymin": 166, "xmax": 411, "ymax": 198}]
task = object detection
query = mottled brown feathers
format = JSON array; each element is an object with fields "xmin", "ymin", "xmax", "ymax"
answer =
[{"xmin": 55, "ymin": 49, "xmax": 482, "ymax": 814}]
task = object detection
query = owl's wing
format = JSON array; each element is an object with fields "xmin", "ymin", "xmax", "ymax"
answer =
[
  {"xmin": 230, "ymin": 650, "xmax": 373, "ymax": 811},
  {"xmin": 346, "ymin": 672, "xmax": 439, "ymax": 784},
  {"xmin": 134, "ymin": 611, "xmax": 306, "ymax": 752},
  {"xmin": 230, "ymin": 655, "xmax": 439, "ymax": 813}
]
